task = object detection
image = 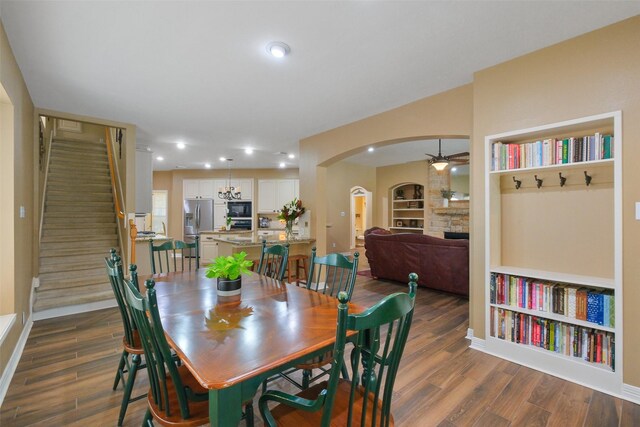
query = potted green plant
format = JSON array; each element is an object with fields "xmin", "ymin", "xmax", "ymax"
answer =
[
  {"xmin": 441, "ymin": 188, "xmax": 455, "ymax": 207},
  {"xmin": 205, "ymin": 251, "xmax": 253, "ymax": 295}
]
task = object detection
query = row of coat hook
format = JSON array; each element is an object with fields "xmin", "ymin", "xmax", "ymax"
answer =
[{"xmin": 512, "ymin": 171, "xmax": 592, "ymax": 189}]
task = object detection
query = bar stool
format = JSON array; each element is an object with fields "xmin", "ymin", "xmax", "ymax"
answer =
[{"xmin": 286, "ymin": 254, "xmax": 309, "ymax": 285}]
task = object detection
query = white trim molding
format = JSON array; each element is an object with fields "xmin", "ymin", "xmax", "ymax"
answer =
[
  {"xmin": 0, "ymin": 315, "xmax": 32, "ymax": 407},
  {"xmin": 33, "ymin": 298, "xmax": 117, "ymax": 321},
  {"xmin": 622, "ymin": 383, "xmax": 640, "ymax": 405},
  {"xmin": 465, "ymin": 328, "xmax": 486, "ymax": 350}
]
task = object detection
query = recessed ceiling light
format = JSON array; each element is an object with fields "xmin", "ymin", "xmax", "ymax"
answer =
[
  {"xmin": 245, "ymin": 148, "xmax": 254, "ymax": 155},
  {"xmin": 177, "ymin": 142, "xmax": 186, "ymax": 149},
  {"xmin": 266, "ymin": 41, "xmax": 290, "ymax": 58},
  {"xmin": 156, "ymin": 156, "xmax": 164, "ymax": 161},
  {"xmin": 205, "ymin": 163, "xmax": 212, "ymax": 169},
  {"xmin": 368, "ymin": 147, "xmax": 374, "ymax": 152},
  {"xmin": 451, "ymin": 167, "xmax": 457, "ymax": 172},
  {"xmin": 219, "ymin": 157, "xmax": 227, "ymax": 161},
  {"xmin": 288, "ymin": 153, "xmax": 295, "ymax": 159},
  {"xmin": 279, "ymin": 162, "xmax": 286, "ymax": 168}
]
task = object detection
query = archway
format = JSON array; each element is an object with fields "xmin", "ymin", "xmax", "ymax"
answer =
[{"xmin": 349, "ymin": 186, "xmax": 372, "ymax": 249}]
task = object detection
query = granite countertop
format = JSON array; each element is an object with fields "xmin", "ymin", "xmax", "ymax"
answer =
[
  {"xmin": 135, "ymin": 234, "xmax": 172, "ymax": 242},
  {"xmin": 213, "ymin": 236, "xmax": 315, "ymax": 247},
  {"xmin": 200, "ymin": 229, "xmax": 253, "ymax": 235}
]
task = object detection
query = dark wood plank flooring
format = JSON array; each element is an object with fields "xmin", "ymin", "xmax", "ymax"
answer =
[{"xmin": 1, "ymin": 276, "xmax": 638, "ymax": 426}]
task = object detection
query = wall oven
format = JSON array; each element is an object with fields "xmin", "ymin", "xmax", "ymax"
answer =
[{"xmin": 227, "ymin": 201, "xmax": 252, "ymax": 218}]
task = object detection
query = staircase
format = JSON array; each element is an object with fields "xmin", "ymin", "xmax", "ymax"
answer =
[{"xmin": 35, "ymin": 138, "xmax": 120, "ymax": 314}]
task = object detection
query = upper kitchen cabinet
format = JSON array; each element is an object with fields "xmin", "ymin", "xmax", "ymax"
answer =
[
  {"xmin": 258, "ymin": 179, "xmax": 299, "ymax": 213},
  {"xmin": 135, "ymin": 149, "xmax": 153, "ymax": 213},
  {"xmin": 184, "ymin": 179, "xmax": 216, "ymax": 199},
  {"xmin": 213, "ymin": 179, "xmax": 253, "ymax": 201}
]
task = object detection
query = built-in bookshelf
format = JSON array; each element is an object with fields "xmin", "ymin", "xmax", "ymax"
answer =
[
  {"xmin": 483, "ymin": 112, "xmax": 622, "ymax": 393},
  {"xmin": 390, "ymin": 183, "xmax": 424, "ymax": 233}
]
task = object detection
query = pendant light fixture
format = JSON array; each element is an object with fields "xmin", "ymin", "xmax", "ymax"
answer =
[{"xmin": 218, "ymin": 159, "xmax": 241, "ymax": 200}]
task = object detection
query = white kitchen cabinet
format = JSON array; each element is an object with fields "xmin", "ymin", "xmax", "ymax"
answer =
[
  {"xmin": 258, "ymin": 180, "xmax": 278, "ymax": 213},
  {"xmin": 184, "ymin": 179, "xmax": 215, "ymax": 199},
  {"xmin": 294, "ymin": 179, "xmax": 299, "ymax": 200},
  {"xmin": 213, "ymin": 201, "xmax": 227, "ymax": 229},
  {"xmin": 276, "ymin": 180, "xmax": 296, "ymax": 208},
  {"xmin": 231, "ymin": 179, "xmax": 253, "ymax": 200},
  {"xmin": 200, "ymin": 236, "xmax": 218, "ymax": 263},
  {"xmin": 258, "ymin": 179, "xmax": 299, "ymax": 213}
]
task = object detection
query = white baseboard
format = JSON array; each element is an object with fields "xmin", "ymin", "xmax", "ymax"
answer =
[
  {"xmin": 622, "ymin": 383, "xmax": 640, "ymax": 405},
  {"xmin": 0, "ymin": 315, "xmax": 32, "ymax": 407},
  {"xmin": 33, "ymin": 298, "xmax": 117, "ymax": 321},
  {"xmin": 465, "ymin": 328, "xmax": 486, "ymax": 350}
]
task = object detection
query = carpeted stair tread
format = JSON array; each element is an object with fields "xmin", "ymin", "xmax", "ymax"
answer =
[
  {"xmin": 42, "ymin": 222, "xmax": 117, "ymax": 230},
  {"xmin": 41, "ymin": 234, "xmax": 117, "ymax": 244},
  {"xmin": 38, "ymin": 272, "xmax": 111, "ymax": 291},
  {"xmin": 39, "ymin": 245, "xmax": 118, "ymax": 258},
  {"xmin": 40, "ymin": 240, "xmax": 117, "ymax": 251}
]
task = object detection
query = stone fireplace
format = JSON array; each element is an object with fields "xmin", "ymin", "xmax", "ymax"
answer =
[{"xmin": 427, "ymin": 166, "xmax": 469, "ymax": 236}]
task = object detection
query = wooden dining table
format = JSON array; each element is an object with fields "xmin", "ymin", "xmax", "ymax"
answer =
[{"xmin": 149, "ymin": 269, "xmax": 363, "ymax": 426}]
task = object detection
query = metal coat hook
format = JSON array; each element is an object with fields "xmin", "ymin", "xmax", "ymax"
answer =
[
  {"xmin": 584, "ymin": 171, "xmax": 592, "ymax": 186},
  {"xmin": 559, "ymin": 172, "xmax": 567, "ymax": 187},
  {"xmin": 534, "ymin": 175, "xmax": 543, "ymax": 189},
  {"xmin": 513, "ymin": 176, "xmax": 522, "ymax": 190}
]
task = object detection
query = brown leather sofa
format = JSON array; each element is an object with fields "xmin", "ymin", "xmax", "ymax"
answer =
[{"xmin": 363, "ymin": 227, "xmax": 469, "ymax": 297}]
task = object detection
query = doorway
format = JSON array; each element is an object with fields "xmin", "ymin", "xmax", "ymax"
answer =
[{"xmin": 350, "ymin": 186, "xmax": 372, "ymax": 249}]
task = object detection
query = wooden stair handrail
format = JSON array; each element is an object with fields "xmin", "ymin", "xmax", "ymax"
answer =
[
  {"xmin": 129, "ymin": 219, "xmax": 138, "ymax": 264},
  {"xmin": 105, "ymin": 128, "xmax": 125, "ymax": 219}
]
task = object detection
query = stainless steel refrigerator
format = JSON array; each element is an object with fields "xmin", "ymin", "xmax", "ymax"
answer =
[{"xmin": 183, "ymin": 198, "xmax": 213, "ymax": 254}]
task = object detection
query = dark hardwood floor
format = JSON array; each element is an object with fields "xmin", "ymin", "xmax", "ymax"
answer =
[{"xmin": 1, "ymin": 276, "xmax": 639, "ymax": 426}]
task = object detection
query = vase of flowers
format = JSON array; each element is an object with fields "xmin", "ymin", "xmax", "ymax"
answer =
[
  {"xmin": 205, "ymin": 252, "xmax": 253, "ymax": 296},
  {"xmin": 278, "ymin": 198, "xmax": 305, "ymax": 241}
]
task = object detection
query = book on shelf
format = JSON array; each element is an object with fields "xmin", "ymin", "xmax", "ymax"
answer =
[
  {"xmin": 491, "ymin": 132, "xmax": 613, "ymax": 171},
  {"xmin": 489, "ymin": 272, "xmax": 614, "ymax": 328},
  {"xmin": 490, "ymin": 306, "xmax": 614, "ymax": 370}
]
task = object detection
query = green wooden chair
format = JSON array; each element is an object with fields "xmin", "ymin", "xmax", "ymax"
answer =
[
  {"xmin": 267, "ymin": 248, "xmax": 359, "ymax": 391},
  {"xmin": 150, "ymin": 236, "xmax": 199, "ymax": 274},
  {"xmin": 306, "ymin": 248, "xmax": 359, "ymax": 299},
  {"xmin": 104, "ymin": 249, "xmax": 146, "ymax": 426},
  {"xmin": 256, "ymin": 240, "xmax": 290, "ymax": 281},
  {"xmin": 259, "ymin": 273, "xmax": 418, "ymax": 427},
  {"xmin": 174, "ymin": 237, "xmax": 200, "ymax": 271},
  {"xmin": 123, "ymin": 267, "xmax": 255, "ymax": 427}
]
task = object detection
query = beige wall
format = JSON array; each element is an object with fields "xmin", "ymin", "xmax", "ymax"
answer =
[
  {"xmin": 300, "ymin": 84, "xmax": 474, "ymax": 254},
  {"xmin": 471, "ymin": 17, "xmax": 640, "ymax": 386},
  {"xmin": 325, "ymin": 161, "xmax": 376, "ymax": 252},
  {"xmin": 375, "ymin": 161, "xmax": 428, "ymax": 229},
  {"xmin": 154, "ymin": 168, "xmax": 299, "ymax": 240},
  {"xmin": 0, "ymin": 22, "xmax": 35, "ymax": 377}
]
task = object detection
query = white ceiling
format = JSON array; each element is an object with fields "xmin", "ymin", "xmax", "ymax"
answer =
[{"xmin": 1, "ymin": 1, "xmax": 638, "ymax": 171}]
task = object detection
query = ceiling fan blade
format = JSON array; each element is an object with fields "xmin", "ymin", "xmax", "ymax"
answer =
[
  {"xmin": 447, "ymin": 152, "xmax": 469, "ymax": 159},
  {"xmin": 450, "ymin": 159, "xmax": 469, "ymax": 164},
  {"xmin": 425, "ymin": 153, "xmax": 438, "ymax": 159}
]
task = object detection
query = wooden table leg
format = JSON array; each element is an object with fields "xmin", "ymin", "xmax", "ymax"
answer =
[{"xmin": 209, "ymin": 384, "xmax": 243, "ymax": 427}]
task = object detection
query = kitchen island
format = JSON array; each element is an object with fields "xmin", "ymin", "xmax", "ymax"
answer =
[
  {"xmin": 202, "ymin": 235, "xmax": 315, "ymax": 264},
  {"xmin": 133, "ymin": 235, "xmax": 172, "ymax": 275}
]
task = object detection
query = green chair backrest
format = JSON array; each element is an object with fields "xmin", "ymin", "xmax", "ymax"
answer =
[
  {"xmin": 123, "ymin": 266, "xmax": 195, "ymax": 420},
  {"xmin": 261, "ymin": 273, "xmax": 417, "ymax": 427},
  {"xmin": 256, "ymin": 241, "xmax": 290, "ymax": 281},
  {"xmin": 306, "ymin": 247, "xmax": 359, "ymax": 300},
  {"xmin": 104, "ymin": 248, "xmax": 136, "ymax": 348},
  {"xmin": 150, "ymin": 237, "xmax": 200, "ymax": 274},
  {"xmin": 174, "ymin": 236, "xmax": 200, "ymax": 271}
]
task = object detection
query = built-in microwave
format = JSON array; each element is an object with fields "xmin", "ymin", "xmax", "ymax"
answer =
[{"xmin": 227, "ymin": 201, "xmax": 252, "ymax": 218}]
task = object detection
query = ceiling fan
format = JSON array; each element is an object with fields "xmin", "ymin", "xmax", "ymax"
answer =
[{"xmin": 425, "ymin": 139, "xmax": 469, "ymax": 171}]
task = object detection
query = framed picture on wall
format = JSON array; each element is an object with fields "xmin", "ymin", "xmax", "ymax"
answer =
[{"xmin": 396, "ymin": 220, "xmax": 403, "ymax": 227}]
